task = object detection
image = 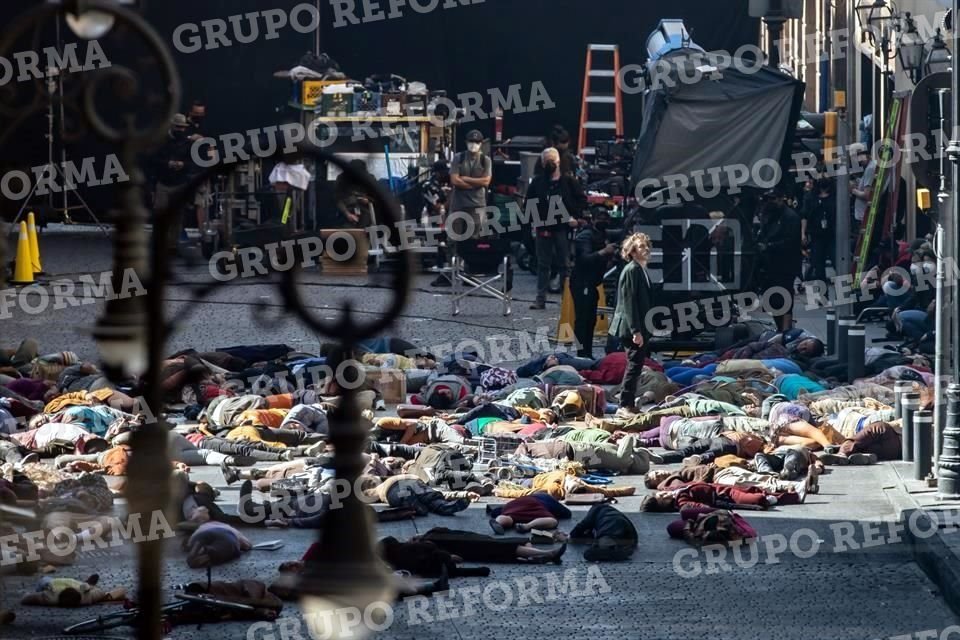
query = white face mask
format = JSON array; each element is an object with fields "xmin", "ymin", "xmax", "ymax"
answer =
[{"xmin": 467, "ymin": 142, "xmax": 481, "ymax": 153}]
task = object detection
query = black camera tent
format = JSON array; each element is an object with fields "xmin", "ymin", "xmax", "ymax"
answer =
[{"xmin": 630, "ymin": 51, "xmax": 805, "ymax": 195}]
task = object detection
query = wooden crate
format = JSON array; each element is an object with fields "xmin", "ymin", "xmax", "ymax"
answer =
[{"xmin": 320, "ymin": 228, "xmax": 368, "ymax": 274}]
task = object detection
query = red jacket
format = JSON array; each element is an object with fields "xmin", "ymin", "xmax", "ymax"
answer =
[{"xmin": 674, "ymin": 483, "xmax": 769, "ymax": 510}]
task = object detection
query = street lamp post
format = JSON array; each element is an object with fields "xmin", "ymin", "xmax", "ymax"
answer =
[
  {"xmin": 899, "ymin": 13, "xmax": 926, "ymax": 83},
  {"xmin": 3, "ymin": 2, "xmax": 409, "ymax": 639}
]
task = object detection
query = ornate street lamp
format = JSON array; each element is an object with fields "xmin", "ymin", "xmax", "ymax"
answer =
[
  {"xmin": 856, "ymin": 0, "xmax": 900, "ymax": 55},
  {"xmin": 898, "ymin": 13, "xmax": 926, "ymax": 83},
  {"xmin": 925, "ymin": 29, "xmax": 953, "ymax": 76},
  {"xmin": 4, "ymin": 4, "xmax": 410, "ymax": 640}
]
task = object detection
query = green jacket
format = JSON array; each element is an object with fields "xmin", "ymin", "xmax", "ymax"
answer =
[{"xmin": 609, "ymin": 260, "xmax": 652, "ymax": 341}]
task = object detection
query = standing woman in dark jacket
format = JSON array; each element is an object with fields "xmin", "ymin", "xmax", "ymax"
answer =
[{"xmin": 609, "ymin": 233, "xmax": 654, "ymax": 419}]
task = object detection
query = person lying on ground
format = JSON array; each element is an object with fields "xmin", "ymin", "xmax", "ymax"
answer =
[
  {"xmin": 360, "ymin": 353, "xmax": 437, "ymax": 370},
  {"xmin": 8, "ymin": 422, "xmax": 109, "ymax": 458},
  {"xmin": 236, "ymin": 479, "xmax": 331, "ymax": 528},
  {"xmin": 170, "ymin": 469, "xmax": 245, "ymax": 527},
  {"xmin": 515, "ymin": 353, "xmax": 599, "ymax": 379},
  {"xmin": 814, "ymin": 421, "xmax": 898, "ymax": 466},
  {"xmin": 494, "ymin": 466, "xmax": 636, "ymax": 500},
  {"xmin": 378, "ymin": 536, "xmax": 490, "ymax": 578},
  {"xmin": 518, "ymin": 434, "xmax": 655, "ymax": 475},
  {"xmin": 184, "ymin": 521, "xmax": 253, "ymax": 568},
  {"xmin": 487, "ymin": 493, "xmax": 572, "ymax": 534},
  {"xmin": 166, "ymin": 430, "xmax": 267, "ymax": 467},
  {"xmin": 754, "ymin": 444, "xmax": 821, "ymax": 479},
  {"xmin": 645, "ymin": 463, "xmax": 818, "ymax": 495},
  {"xmin": 21, "ymin": 574, "xmax": 126, "ymax": 607},
  {"xmin": 655, "ymin": 428, "xmax": 767, "ymax": 466},
  {"xmin": 569, "ymin": 503, "xmax": 638, "ymax": 562},
  {"xmin": 0, "ymin": 437, "xmax": 39, "ymax": 466},
  {"xmin": 416, "ymin": 527, "xmax": 565, "ymax": 565},
  {"xmin": 640, "ymin": 481, "xmax": 806, "ymax": 512},
  {"xmin": 361, "ymin": 474, "xmax": 478, "ymax": 516},
  {"xmin": 372, "ymin": 417, "xmax": 465, "ymax": 446},
  {"xmin": 180, "ymin": 429, "xmax": 295, "ymax": 463},
  {"xmin": 221, "ymin": 457, "xmax": 328, "ymax": 489}
]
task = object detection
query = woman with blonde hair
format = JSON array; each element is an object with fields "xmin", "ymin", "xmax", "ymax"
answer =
[{"xmin": 609, "ymin": 233, "xmax": 654, "ymax": 419}]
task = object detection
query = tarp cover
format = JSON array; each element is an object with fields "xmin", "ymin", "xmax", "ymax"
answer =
[{"xmin": 631, "ymin": 52, "xmax": 805, "ymax": 194}]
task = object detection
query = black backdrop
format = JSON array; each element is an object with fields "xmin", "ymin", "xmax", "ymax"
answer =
[{"xmin": 3, "ymin": 0, "xmax": 759, "ymax": 220}]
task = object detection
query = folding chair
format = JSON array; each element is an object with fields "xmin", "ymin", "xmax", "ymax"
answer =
[{"xmin": 451, "ymin": 238, "xmax": 512, "ymax": 316}]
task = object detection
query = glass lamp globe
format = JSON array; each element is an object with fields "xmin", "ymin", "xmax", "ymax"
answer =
[{"xmin": 65, "ymin": 11, "xmax": 115, "ymax": 39}]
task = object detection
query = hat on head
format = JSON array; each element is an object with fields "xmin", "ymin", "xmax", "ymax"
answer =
[
  {"xmin": 466, "ymin": 129, "xmax": 484, "ymax": 143},
  {"xmin": 172, "ymin": 113, "xmax": 188, "ymax": 127}
]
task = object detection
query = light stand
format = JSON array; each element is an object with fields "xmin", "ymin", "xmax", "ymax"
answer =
[{"xmin": 13, "ymin": 17, "xmax": 109, "ymax": 235}]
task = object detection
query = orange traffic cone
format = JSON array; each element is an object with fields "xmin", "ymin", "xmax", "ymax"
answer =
[
  {"xmin": 11, "ymin": 222, "xmax": 34, "ymax": 285},
  {"xmin": 26, "ymin": 211, "xmax": 42, "ymax": 274},
  {"xmin": 594, "ymin": 284, "xmax": 610, "ymax": 335}
]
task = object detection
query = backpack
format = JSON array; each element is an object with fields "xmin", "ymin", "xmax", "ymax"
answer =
[
  {"xmin": 683, "ymin": 510, "xmax": 757, "ymax": 545},
  {"xmin": 504, "ymin": 387, "xmax": 548, "ymax": 410}
]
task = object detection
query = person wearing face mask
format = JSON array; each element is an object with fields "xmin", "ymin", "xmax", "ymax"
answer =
[
  {"xmin": 525, "ymin": 147, "xmax": 587, "ymax": 309},
  {"xmin": 187, "ymin": 100, "xmax": 206, "ymax": 142},
  {"xmin": 186, "ymin": 100, "xmax": 211, "ymax": 234},
  {"xmin": 756, "ymin": 188, "xmax": 802, "ymax": 332},
  {"xmin": 449, "ymin": 130, "xmax": 493, "ymax": 245},
  {"xmin": 571, "ymin": 210, "xmax": 617, "ymax": 358},
  {"xmin": 152, "ymin": 113, "xmax": 193, "ymax": 247}
]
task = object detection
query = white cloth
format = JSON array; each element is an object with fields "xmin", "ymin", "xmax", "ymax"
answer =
[{"xmin": 269, "ymin": 163, "xmax": 312, "ymax": 191}]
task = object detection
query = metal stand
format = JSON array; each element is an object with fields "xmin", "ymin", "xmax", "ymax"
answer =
[{"xmin": 14, "ymin": 21, "xmax": 109, "ymax": 236}]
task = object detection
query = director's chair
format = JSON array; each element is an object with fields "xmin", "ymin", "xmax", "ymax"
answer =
[{"xmin": 451, "ymin": 237, "xmax": 512, "ymax": 316}]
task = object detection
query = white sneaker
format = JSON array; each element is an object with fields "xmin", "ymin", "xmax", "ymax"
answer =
[{"xmin": 614, "ymin": 407, "xmax": 639, "ymax": 420}]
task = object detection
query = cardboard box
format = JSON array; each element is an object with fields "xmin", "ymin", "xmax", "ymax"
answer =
[
  {"xmin": 364, "ymin": 368, "xmax": 407, "ymax": 404},
  {"xmin": 319, "ymin": 228, "xmax": 369, "ymax": 275}
]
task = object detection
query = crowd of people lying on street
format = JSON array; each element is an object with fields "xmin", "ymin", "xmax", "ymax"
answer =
[{"xmin": 0, "ymin": 322, "xmax": 933, "ymax": 628}]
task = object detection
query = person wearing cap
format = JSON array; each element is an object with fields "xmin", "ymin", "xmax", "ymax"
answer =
[
  {"xmin": 756, "ymin": 188, "xmax": 802, "ymax": 332},
  {"xmin": 449, "ymin": 130, "xmax": 492, "ymax": 243}
]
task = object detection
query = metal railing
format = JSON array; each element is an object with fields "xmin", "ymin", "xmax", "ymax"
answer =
[{"xmin": 1, "ymin": 2, "xmax": 409, "ymax": 638}]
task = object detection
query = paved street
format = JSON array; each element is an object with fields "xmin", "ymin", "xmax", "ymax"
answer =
[{"xmin": 0, "ymin": 228, "xmax": 957, "ymax": 639}]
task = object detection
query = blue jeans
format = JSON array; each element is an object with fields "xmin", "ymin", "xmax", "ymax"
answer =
[{"xmin": 898, "ymin": 310, "xmax": 930, "ymax": 341}]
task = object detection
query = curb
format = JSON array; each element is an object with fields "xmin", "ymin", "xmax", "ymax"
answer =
[{"xmin": 885, "ymin": 462, "xmax": 960, "ymax": 614}]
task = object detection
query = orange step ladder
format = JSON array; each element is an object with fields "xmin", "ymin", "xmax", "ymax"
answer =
[{"xmin": 578, "ymin": 44, "xmax": 624, "ymax": 160}]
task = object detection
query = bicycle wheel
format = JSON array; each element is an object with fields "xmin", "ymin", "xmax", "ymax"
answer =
[{"xmin": 62, "ymin": 611, "xmax": 136, "ymax": 634}]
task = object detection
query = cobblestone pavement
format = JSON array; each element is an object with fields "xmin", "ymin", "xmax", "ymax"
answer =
[{"xmin": 2, "ymin": 229, "xmax": 955, "ymax": 639}]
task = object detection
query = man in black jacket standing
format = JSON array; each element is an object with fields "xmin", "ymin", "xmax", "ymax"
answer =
[
  {"xmin": 526, "ymin": 147, "xmax": 587, "ymax": 309},
  {"xmin": 801, "ymin": 178, "xmax": 834, "ymax": 282},
  {"xmin": 571, "ymin": 210, "xmax": 617, "ymax": 358},
  {"xmin": 757, "ymin": 188, "xmax": 803, "ymax": 332}
]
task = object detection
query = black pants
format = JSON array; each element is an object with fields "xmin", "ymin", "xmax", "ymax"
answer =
[
  {"xmin": 535, "ymin": 230, "xmax": 569, "ymax": 302},
  {"xmin": 659, "ymin": 436, "xmax": 737, "ymax": 464},
  {"xmin": 572, "ymin": 281, "xmax": 600, "ymax": 358},
  {"xmin": 805, "ymin": 236, "xmax": 829, "ymax": 281},
  {"xmin": 200, "ymin": 437, "xmax": 287, "ymax": 462},
  {"xmin": 619, "ymin": 341, "xmax": 649, "ymax": 409}
]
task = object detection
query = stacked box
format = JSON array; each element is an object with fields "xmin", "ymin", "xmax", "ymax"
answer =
[{"xmin": 322, "ymin": 84, "xmax": 356, "ymax": 116}]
